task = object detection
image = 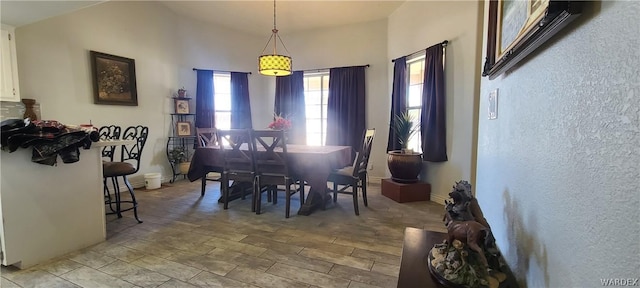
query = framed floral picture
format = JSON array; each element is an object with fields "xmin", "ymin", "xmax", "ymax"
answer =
[
  {"xmin": 90, "ymin": 51, "xmax": 138, "ymax": 105},
  {"xmin": 174, "ymin": 99, "xmax": 190, "ymax": 114},
  {"xmin": 176, "ymin": 121, "xmax": 192, "ymax": 136}
]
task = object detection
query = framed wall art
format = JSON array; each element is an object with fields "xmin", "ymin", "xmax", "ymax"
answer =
[
  {"xmin": 176, "ymin": 121, "xmax": 193, "ymax": 136},
  {"xmin": 90, "ymin": 51, "xmax": 138, "ymax": 105},
  {"xmin": 174, "ymin": 99, "xmax": 190, "ymax": 114},
  {"xmin": 482, "ymin": 0, "xmax": 582, "ymax": 79}
]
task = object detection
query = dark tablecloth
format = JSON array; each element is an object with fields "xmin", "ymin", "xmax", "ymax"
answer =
[{"xmin": 187, "ymin": 144, "xmax": 353, "ymax": 215}]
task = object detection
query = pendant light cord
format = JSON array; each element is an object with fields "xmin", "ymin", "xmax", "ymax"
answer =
[{"xmin": 260, "ymin": 0, "xmax": 291, "ymax": 56}]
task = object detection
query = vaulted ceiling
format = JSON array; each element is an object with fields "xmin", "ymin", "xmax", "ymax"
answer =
[{"xmin": 1, "ymin": 1, "xmax": 404, "ymax": 35}]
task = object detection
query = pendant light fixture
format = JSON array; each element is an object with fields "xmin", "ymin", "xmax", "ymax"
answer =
[{"xmin": 258, "ymin": 0, "xmax": 292, "ymax": 76}]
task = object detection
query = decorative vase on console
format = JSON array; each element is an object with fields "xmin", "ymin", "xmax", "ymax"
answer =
[
  {"xmin": 177, "ymin": 87, "xmax": 187, "ymax": 98},
  {"xmin": 387, "ymin": 112, "xmax": 422, "ymax": 183},
  {"xmin": 22, "ymin": 98, "xmax": 38, "ymax": 121}
]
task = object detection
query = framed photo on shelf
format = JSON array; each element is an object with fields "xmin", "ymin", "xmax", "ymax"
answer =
[
  {"xmin": 90, "ymin": 51, "xmax": 138, "ymax": 106},
  {"xmin": 174, "ymin": 99, "xmax": 190, "ymax": 114},
  {"xmin": 176, "ymin": 121, "xmax": 193, "ymax": 136}
]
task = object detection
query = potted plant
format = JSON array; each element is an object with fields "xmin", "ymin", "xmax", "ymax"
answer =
[
  {"xmin": 387, "ymin": 112, "xmax": 423, "ymax": 183},
  {"xmin": 391, "ymin": 112, "xmax": 420, "ymax": 153},
  {"xmin": 168, "ymin": 146, "xmax": 190, "ymax": 174}
]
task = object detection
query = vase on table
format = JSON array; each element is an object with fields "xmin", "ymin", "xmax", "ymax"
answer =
[{"xmin": 22, "ymin": 98, "xmax": 38, "ymax": 121}]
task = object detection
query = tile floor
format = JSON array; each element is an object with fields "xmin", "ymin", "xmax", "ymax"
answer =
[{"xmin": 1, "ymin": 179, "xmax": 445, "ymax": 288}]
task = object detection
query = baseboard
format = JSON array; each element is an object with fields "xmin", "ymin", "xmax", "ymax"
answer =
[
  {"xmin": 368, "ymin": 176, "xmax": 384, "ymax": 184},
  {"xmin": 430, "ymin": 192, "xmax": 448, "ymax": 205},
  {"xmin": 104, "ymin": 175, "xmax": 171, "ymax": 192}
]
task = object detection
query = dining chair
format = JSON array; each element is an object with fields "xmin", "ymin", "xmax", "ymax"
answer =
[
  {"xmin": 327, "ymin": 128, "xmax": 375, "ymax": 215},
  {"xmin": 98, "ymin": 125, "xmax": 121, "ymax": 214},
  {"xmin": 251, "ymin": 129, "xmax": 304, "ymax": 218},
  {"xmin": 217, "ymin": 129, "xmax": 256, "ymax": 210},
  {"xmin": 102, "ymin": 125, "xmax": 148, "ymax": 223},
  {"xmin": 195, "ymin": 127, "xmax": 223, "ymax": 196}
]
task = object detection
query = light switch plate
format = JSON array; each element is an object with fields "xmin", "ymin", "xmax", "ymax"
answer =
[{"xmin": 488, "ymin": 89, "xmax": 498, "ymax": 120}]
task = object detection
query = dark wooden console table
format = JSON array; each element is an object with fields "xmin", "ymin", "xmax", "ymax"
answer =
[
  {"xmin": 398, "ymin": 227, "xmax": 519, "ymax": 288},
  {"xmin": 397, "ymin": 227, "xmax": 446, "ymax": 288}
]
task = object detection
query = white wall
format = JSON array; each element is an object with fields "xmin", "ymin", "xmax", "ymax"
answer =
[
  {"xmin": 15, "ymin": 1, "xmax": 261, "ymax": 183},
  {"xmin": 477, "ymin": 1, "xmax": 640, "ymax": 286},
  {"xmin": 388, "ymin": 1, "xmax": 483, "ymax": 202}
]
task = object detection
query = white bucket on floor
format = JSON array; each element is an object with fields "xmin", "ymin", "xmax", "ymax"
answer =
[{"xmin": 144, "ymin": 173, "xmax": 161, "ymax": 190}]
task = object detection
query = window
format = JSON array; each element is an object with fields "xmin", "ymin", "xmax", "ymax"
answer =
[
  {"xmin": 406, "ymin": 55, "xmax": 425, "ymax": 152},
  {"xmin": 213, "ymin": 72, "xmax": 231, "ymax": 130},
  {"xmin": 303, "ymin": 72, "xmax": 329, "ymax": 146}
]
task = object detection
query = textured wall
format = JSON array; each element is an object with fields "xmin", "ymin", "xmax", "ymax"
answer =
[{"xmin": 477, "ymin": 1, "xmax": 640, "ymax": 286}]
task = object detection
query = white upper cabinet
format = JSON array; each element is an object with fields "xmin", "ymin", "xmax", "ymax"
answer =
[{"xmin": 1, "ymin": 24, "xmax": 20, "ymax": 102}]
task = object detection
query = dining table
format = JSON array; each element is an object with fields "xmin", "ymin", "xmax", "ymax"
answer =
[{"xmin": 187, "ymin": 144, "xmax": 353, "ymax": 215}]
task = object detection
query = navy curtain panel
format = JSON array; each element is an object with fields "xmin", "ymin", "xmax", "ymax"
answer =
[
  {"xmin": 230, "ymin": 72, "xmax": 253, "ymax": 129},
  {"xmin": 386, "ymin": 57, "xmax": 407, "ymax": 152},
  {"xmin": 195, "ymin": 70, "xmax": 215, "ymax": 128},
  {"xmin": 421, "ymin": 44, "xmax": 448, "ymax": 162},
  {"xmin": 326, "ymin": 66, "xmax": 366, "ymax": 155},
  {"xmin": 274, "ymin": 71, "xmax": 306, "ymax": 144}
]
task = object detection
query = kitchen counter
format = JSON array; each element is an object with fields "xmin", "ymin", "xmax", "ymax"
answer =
[{"xmin": 0, "ymin": 144, "xmax": 106, "ymax": 268}]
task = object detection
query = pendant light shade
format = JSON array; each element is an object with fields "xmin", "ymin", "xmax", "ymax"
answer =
[
  {"xmin": 259, "ymin": 54, "xmax": 292, "ymax": 76},
  {"xmin": 258, "ymin": 0, "xmax": 292, "ymax": 76}
]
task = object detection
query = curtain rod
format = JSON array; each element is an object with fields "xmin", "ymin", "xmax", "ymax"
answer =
[
  {"xmin": 192, "ymin": 68, "xmax": 252, "ymax": 75},
  {"xmin": 301, "ymin": 64, "xmax": 370, "ymax": 74},
  {"xmin": 391, "ymin": 40, "xmax": 448, "ymax": 63}
]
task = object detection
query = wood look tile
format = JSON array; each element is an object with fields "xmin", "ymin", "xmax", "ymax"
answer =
[
  {"xmin": 225, "ymin": 266, "xmax": 309, "ymax": 288},
  {"xmin": 188, "ymin": 271, "xmax": 259, "ymax": 288},
  {"xmin": 239, "ymin": 235, "xmax": 304, "ymax": 254},
  {"xmin": 1, "ymin": 181, "xmax": 446, "ymax": 288},
  {"xmin": 99, "ymin": 260, "xmax": 171, "ymax": 288},
  {"xmin": 267, "ymin": 263, "xmax": 350, "ymax": 288},
  {"xmin": 329, "ymin": 264, "xmax": 398, "ymax": 288},
  {"xmin": 61, "ymin": 266, "xmax": 133, "ymax": 288},
  {"xmin": 259, "ymin": 249, "xmax": 334, "ymax": 274},
  {"xmin": 3, "ymin": 269, "xmax": 81, "ymax": 288},
  {"xmin": 1, "ymin": 277, "xmax": 21, "ymax": 288},
  {"xmin": 203, "ymin": 237, "xmax": 267, "ymax": 256},
  {"xmin": 156, "ymin": 278, "xmax": 200, "ymax": 288},
  {"xmin": 333, "ymin": 238, "xmax": 402, "ymax": 256},
  {"xmin": 370, "ymin": 262, "xmax": 400, "ymax": 277},
  {"xmin": 167, "ymin": 250, "xmax": 237, "ymax": 276},
  {"xmin": 299, "ymin": 248, "xmax": 373, "ymax": 271},
  {"xmin": 68, "ymin": 251, "xmax": 118, "ymax": 269},
  {"xmin": 207, "ymin": 248, "xmax": 275, "ymax": 271},
  {"xmin": 37, "ymin": 258, "xmax": 84, "ymax": 276},
  {"xmin": 130, "ymin": 256, "xmax": 202, "ymax": 282},
  {"xmin": 350, "ymin": 249, "xmax": 400, "ymax": 266},
  {"xmin": 286, "ymin": 237, "xmax": 354, "ymax": 255}
]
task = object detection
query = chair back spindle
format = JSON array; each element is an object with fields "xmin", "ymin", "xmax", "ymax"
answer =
[
  {"xmin": 98, "ymin": 125, "xmax": 121, "ymax": 161},
  {"xmin": 252, "ymin": 130, "xmax": 289, "ymax": 177},
  {"xmin": 196, "ymin": 127, "xmax": 218, "ymax": 148}
]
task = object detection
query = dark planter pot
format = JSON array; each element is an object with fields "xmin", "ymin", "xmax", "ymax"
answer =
[{"xmin": 387, "ymin": 150, "xmax": 423, "ymax": 183}]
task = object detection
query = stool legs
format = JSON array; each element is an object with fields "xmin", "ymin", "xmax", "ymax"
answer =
[{"xmin": 104, "ymin": 175, "xmax": 143, "ymax": 223}]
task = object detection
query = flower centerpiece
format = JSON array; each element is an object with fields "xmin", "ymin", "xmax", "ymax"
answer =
[{"xmin": 268, "ymin": 114, "xmax": 292, "ymax": 130}]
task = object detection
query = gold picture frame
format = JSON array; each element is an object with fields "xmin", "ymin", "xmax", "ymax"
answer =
[
  {"xmin": 482, "ymin": 0, "xmax": 583, "ymax": 79},
  {"xmin": 176, "ymin": 121, "xmax": 193, "ymax": 136},
  {"xmin": 90, "ymin": 51, "xmax": 138, "ymax": 106},
  {"xmin": 174, "ymin": 99, "xmax": 190, "ymax": 114}
]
